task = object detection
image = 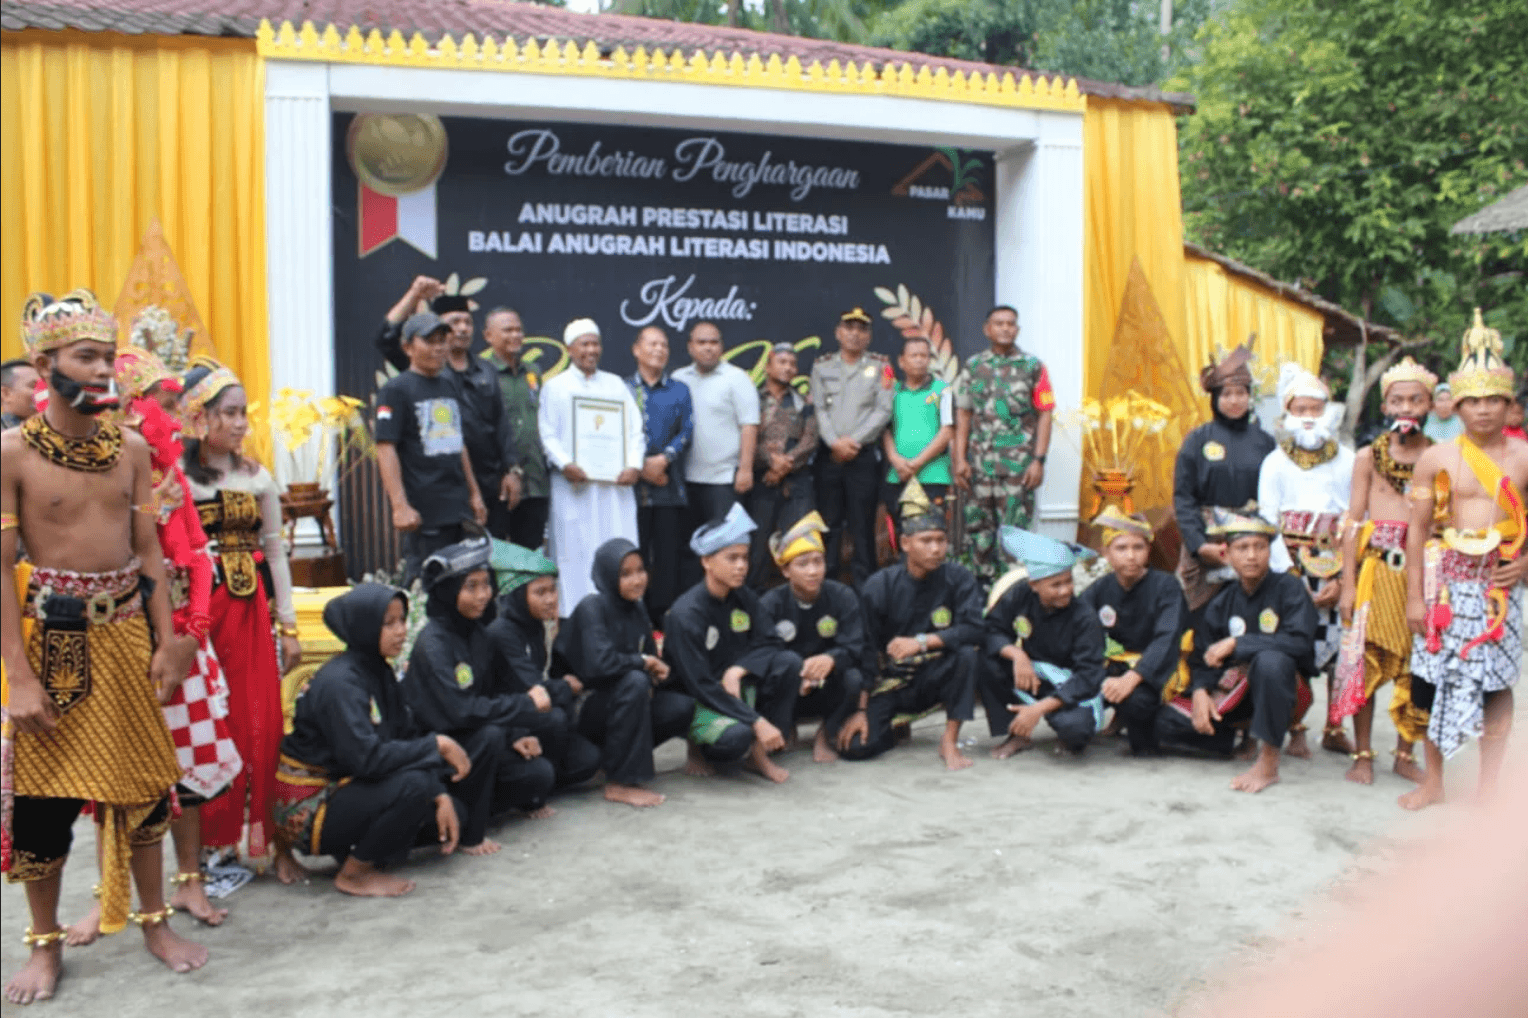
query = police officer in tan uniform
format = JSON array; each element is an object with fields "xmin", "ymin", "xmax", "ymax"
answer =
[{"xmin": 810, "ymin": 307, "xmax": 895, "ymax": 587}]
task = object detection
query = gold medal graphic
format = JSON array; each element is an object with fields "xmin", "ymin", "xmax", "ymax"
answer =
[{"xmin": 347, "ymin": 114, "xmax": 449, "ymax": 197}]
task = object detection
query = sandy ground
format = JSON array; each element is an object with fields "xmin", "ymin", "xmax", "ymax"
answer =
[{"xmin": 4, "ymin": 667, "xmax": 1525, "ymax": 1018}]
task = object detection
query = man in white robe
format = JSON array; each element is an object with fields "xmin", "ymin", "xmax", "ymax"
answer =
[
  {"xmin": 538, "ymin": 319, "xmax": 644, "ymax": 610},
  {"xmin": 1258, "ymin": 363, "xmax": 1355, "ymax": 755}
]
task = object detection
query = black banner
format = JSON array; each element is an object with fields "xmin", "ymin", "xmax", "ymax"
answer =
[{"xmin": 332, "ymin": 113, "xmax": 995, "ymax": 397}]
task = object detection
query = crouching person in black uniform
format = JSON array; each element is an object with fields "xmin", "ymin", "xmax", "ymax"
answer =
[{"xmin": 277, "ymin": 584, "xmax": 500, "ymax": 895}]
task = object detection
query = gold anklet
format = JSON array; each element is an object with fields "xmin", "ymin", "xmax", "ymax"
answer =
[
  {"xmin": 1289, "ymin": 722, "xmax": 1308, "ymax": 733},
  {"xmin": 1323, "ymin": 724, "xmax": 1346, "ymax": 738},
  {"xmin": 22, "ymin": 927, "xmax": 68, "ymax": 948},
  {"xmin": 1350, "ymin": 750, "xmax": 1377, "ymax": 761},
  {"xmin": 128, "ymin": 906, "xmax": 175, "ymax": 927},
  {"xmin": 169, "ymin": 871, "xmax": 204, "ymax": 886},
  {"xmin": 1393, "ymin": 749, "xmax": 1417, "ymax": 764}
]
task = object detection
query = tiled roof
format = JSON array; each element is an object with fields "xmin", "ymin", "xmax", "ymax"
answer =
[{"xmin": 1, "ymin": 0, "xmax": 1194, "ymax": 110}]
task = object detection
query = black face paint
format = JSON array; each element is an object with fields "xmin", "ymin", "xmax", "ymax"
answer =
[
  {"xmin": 1384, "ymin": 415, "xmax": 1424, "ymax": 436},
  {"xmin": 50, "ymin": 368, "xmax": 118, "ymax": 416}
]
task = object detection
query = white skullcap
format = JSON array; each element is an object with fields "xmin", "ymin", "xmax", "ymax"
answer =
[
  {"xmin": 563, "ymin": 318, "xmax": 600, "ymax": 345},
  {"xmin": 1277, "ymin": 362, "xmax": 1327, "ymax": 408}
]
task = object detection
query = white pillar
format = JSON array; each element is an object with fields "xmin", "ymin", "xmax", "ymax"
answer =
[
  {"xmin": 265, "ymin": 61, "xmax": 335, "ymax": 544},
  {"xmin": 995, "ymin": 110, "xmax": 1085, "ymax": 541}
]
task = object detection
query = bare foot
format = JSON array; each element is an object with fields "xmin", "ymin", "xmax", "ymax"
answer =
[
  {"xmin": 940, "ymin": 743, "xmax": 975, "ymax": 771},
  {"xmin": 684, "ymin": 742, "xmax": 716, "ymax": 777},
  {"xmin": 460, "ymin": 838, "xmax": 503, "ymax": 857},
  {"xmin": 170, "ymin": 879, "xmax": 228, "ymax": 927},
  {"xmin": 525, "ymin": 804, "xmax": 557, "ymax": 820},
  {"xmin": 604, "ymin": 783, "xmax": 666, "ymax": 808},
  {"xmin": 5, "ymin": 940, "xmax": 63, "ymax": 1004},
  {"xmin": 1322, "ymin": 728, "xmax": 1356, "ymax": 756},
  {"xmin": 1230, "ymin": 758, "xmax": 1281, "ymax": 793},
  {"xmin": 1398, "ymin": 781, "xmax": 1445, "ymax": 811},
  {"xmin": 811, "ymin": 726, "xmax": 839, "ymax": 763},
  {"xmin": 1345, "ymin": 755, "xmax": 1375, "ymax": 786},
  {"xmin": 333, "ymin": 868, "xmax": 415, "ymax": 897},
  {"xmin": 275, "ymin": 850, "xmax": 309, "ymax": 885},
  {"xmin": 1285, "ymin": 730, "xmax": 1312, "ymax": 760},
  {"xmin": 990, "ymin": 736, "xmax": 1032, "ymax": 760},
  {"xmin": 1393, "ymin": 750, "xmax": 1426, "ymax": 784},
  {"xmin": 744, "ymin": 754, "xmax": 791, "ymax": 784},
  {"xmin": 64, "ymin": 903, "xmax": 101, "ymax": 946},
  {"xmin": 142, "ymin": 921, "xmax": 209, "ymax": 973}
]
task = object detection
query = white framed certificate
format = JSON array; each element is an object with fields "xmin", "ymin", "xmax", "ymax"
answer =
[{"xmin": 571, "ymin": 396, "xmax": 628, "ymax": 482}]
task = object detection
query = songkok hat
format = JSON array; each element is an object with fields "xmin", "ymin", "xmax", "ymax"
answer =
[
  {"xmin": 489, "ymin": 538, "xmax": 557, "ymax": 596},
  {"xmin": 180, "ymin": 356, "xmax": 243, "ymax": 438},
  {"xmin": 999, "ymin": 526, "xmax": 1095, "ymax": 581},
  {"xmin": 770, "ymin": 341, "xmax": 798, "ymax": 356},
  {"xmin": 1091, "ymin": 504, "xmax": 1154, "ymax": 549},
  {"xmin": 115, "ymin": 347, "xmax": 179, "ymax": 403},
  {"xmin": 770, "ymin": 511, "xmax": 829, "ymax": 567},
  {"xmin": 899, "ymin": 478, "xmax": 946, "ymax": 535},
  {"xmin": 1380, "ymin": 356, "xmax": 1438, "ymax": 397},
  {"xmin": 1277, "ymin": 363, "xmax": 1328, "ymax": 409},
  {"xmin": 430, "ymin": 294, "xmax": 471, "ymax": 316},
  {"xmin": 20, "ymin": 289, "xmax": 117, "ymax": 356},
  {"xmin": 1200, "ymin": 338, "xmax": 1256, "ymax": 393},
  {"xmin": 1206, "ymin": 508, "xmax": 1278, "ymax": 540},
  {"xmin": 402, "ymin": 312, "xmax": 447, "ymax": 343},
  {"xmin": 1448, "ymin": 308, "xmax": 1514, "ymax": 401},
  {"xmin": 690, "ymin": 502, "xmax": 756, "ymax": 557},
  {"xmin": 564, "ymin": 318, "xmax": 601, "ymax": 345},
  {"xmin": 421, "ymin": 537, "xmax": 493, "ymax": 591},
  {"xmin": 839, "ymin": 307, "xmax": 872, "ymax": 325}
]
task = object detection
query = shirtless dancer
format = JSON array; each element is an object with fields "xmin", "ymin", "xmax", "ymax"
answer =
[
  {"xmin": 1335, "ymin": 358, "xmax": 1435, "ymax": 785},
  {"xmin": 1402, "ymin": 311, "xmax": 1526, "ymax": 811},
  {"xmin": 2, "ymin": 290, "xmax": 206, "ymax": 1004}
]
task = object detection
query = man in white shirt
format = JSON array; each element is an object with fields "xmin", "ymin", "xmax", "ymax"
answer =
[
  {"xmin": 537, "ymin": 319, "xmax": 645, "ymax": 610},
  {"xmin": 1258, "ymin": 363, "xmax": 1355, "ymax": 758},
  {"xmin": 672, "ymin": 321, "xmax": 760, "ymax": 588}
]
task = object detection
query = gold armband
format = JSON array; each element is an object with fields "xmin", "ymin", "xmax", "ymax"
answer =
[
  {"xmin": 277, "ymin": 622, "xmax": 300, "ymax": 638},
  {"xmin": 0, "ymin": 512, "xmax": 17, "ymax": 532},
  {"xmin": 1407, "ymin": 487, "xmax": 1435, "ymax": 503}
]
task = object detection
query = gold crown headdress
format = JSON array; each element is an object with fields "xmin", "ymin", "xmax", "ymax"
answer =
[
  {"xmin": 20, "ymin": 289, "xmax": 117, "ymax": 356},
  {"xmin": 1448, "ymin": 308, "xmax": 1514, "ymax": 401},
  {"xmin": 1379, "ymin": 356, "xmax": 1438, "ymax": 396},
  {"xmin": 181, "ymin": 355, "xmax": 243, "ymax": 437},
  {"xmin": 114, "ymin": 348, "xmax": 179, "ymax": 403}
]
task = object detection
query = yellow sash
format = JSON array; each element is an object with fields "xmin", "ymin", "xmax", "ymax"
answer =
[{"xmin": 1455, "ymin": 435, "xmax": 1525, "ymax": 547}]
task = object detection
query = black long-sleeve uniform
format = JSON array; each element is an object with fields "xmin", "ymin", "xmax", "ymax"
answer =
[
  {"xmin": 1155, "ymin": 569, "xmax": 1317, "ymax": 754},
  {"xmin": 404, "ymin": 575, "xmax": 556, "ymax": 811},
  {"xmin": 282, "ymin": 584, "xmax": 501, "ymax": 855},
  {"xmin": 844, "ymin": 561, "xmax": 981, "ymax": 760},
  {"xmin": 980, "ymin": 581, "xmax": 1105, "ymax": 752},
  {"xmin": 1172, "ymin": 418, "xmax": 1276, "ymax": 556},
  {"xmin": 663, "ymin": 579, "xmax": 801, "ymax": 764},
  {"xmin": 1078, "ymin": 569, "xmax": 1187, "ymax": 753},
  {"xmin": 555, "ymin": 539, "xmax": 694, "ymax": 784},
  {"xmin": 759, "ymin": 578, "xmax": 868, "ymax": 739}
]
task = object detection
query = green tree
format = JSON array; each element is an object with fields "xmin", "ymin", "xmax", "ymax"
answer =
[{"xmin": 1176, "ymin": 0, "xmax": 1527, "ymax": 425}]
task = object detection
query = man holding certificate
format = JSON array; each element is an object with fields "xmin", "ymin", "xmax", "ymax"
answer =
[{"xmin": 538, "ymin": 319, "xmax": 645, "ymax": 610}]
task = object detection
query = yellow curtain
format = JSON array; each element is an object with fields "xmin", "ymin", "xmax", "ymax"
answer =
[
  {"xmin": 1181, "ymin": 253, "xmax": 1325, "ymax": 393},
  {"xmin": 0, "ymin": 30, "xmax": 268, "ymax": 412}
]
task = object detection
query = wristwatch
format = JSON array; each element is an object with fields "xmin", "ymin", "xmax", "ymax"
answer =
[{"xmin": 915, "ymin": 633, "xmax": 930, "ymax": 653}]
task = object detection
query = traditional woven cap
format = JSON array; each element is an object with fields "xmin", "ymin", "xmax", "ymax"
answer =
[
  {"xmin": 1091, "ymin": 504, "xmax": 1154, "ymax": 547},
  {"xmin": 1200, "ymin": 337, "xmax": 1256, "ymax": 393},
  {"xmin": 421, "ymin": 537, "xmax": 493, "ymax": 591},
  {"xmin": 899, "ymin": 478, "xmax": 946, "ymax": 535},
  {"xmin": 999, "ymin": 526, "xmax": 1095, "ymax": 580},
  {"xmin": 839, "ymin": 307, "xmax": 872, "ymax": 325},
  {"xmin": 1379, "ymin": 356, "xmax": 1438, "ymax": 397},
  {"xmin": 20, "ymin": 289, "xmax": 117, "ymax": 356},
  {"xmin": 690, "ymin": 501, "xmax": 756, "ymax": 557},
  {"xmin": 1206, "ymin": 508, "xmax": 1279, "ymax": 539},
  {"xmin": 1448, "ymin": 308, "xmax": 1515, "ymax": 400},
  {"xmin": 489, "ymin": 538, "xmax": 557, "ymax": 595},
  {"xmin": 564, "ymin": 318, "xmax": 601, "ymax": 345},
  {"xmin": 1276, "ymin": 363, "xmax": 1328, "ymax": 408},
  {"xmin": 770, "ymin": 511, "xmax": 829, "ymax": 567}
]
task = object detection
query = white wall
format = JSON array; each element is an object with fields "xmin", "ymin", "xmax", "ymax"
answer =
[{"xmin": 263, "ymin": 60, "xmax": 1086, "ymax": 537}]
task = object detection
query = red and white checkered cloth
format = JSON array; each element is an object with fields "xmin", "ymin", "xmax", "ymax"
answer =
[{"xmin": 161, "ymin": 637, "xmax": 243, "ymax": 801}]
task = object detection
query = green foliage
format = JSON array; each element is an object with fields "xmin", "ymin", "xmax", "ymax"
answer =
[
  {"xmin": 1034, "ymin": 0, "xmax": 1211, "ymax": 86},
  {"xmin": 869, "ymin": 0, "xmax": 1050, "ymax": 67},
  {"xmin": 1176, "ymin": 0, "xmax": 1528, "ymax": 382}
]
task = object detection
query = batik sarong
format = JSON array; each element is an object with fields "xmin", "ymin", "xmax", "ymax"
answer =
[{"xmin": 1332, "ymin": 521, "xmax": 1428, "ymax": 741}]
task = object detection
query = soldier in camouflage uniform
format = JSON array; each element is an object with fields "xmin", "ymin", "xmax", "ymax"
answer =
[{"xmin": 952, "ymin": 305, "xmax": 1055, "ymax": 586}]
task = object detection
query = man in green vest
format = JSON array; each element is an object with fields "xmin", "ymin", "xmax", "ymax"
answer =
[
  {"xmin": 481, "ymin": 307, "xmax": 550, "ymax": 549},
  {"xmin": 882, "ymin": 335, "xmax": 954, "ymax": 540}
]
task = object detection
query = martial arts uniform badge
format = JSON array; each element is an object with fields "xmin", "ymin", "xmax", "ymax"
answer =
[
  {"xmin": 1258, "ymin": 608, "xmax": 1279, "ymax": 633},
  {"xmin": 816, "ymin": 616, "xmax": 838, "ymax": 638},
  {"xmin": 455, "ymin": 662, "xmax": 474, "ymax": 689},
  {"xmin": 1228, "ymin": 616, "xmax": 1247, "ymax": 637},
  {"xmin": 730, "ymin": 609, "xmax": 751, "ymax": 633},
  {"xmin": 705, "ymin": 626, "xmax": 720, "ymax": 650},
  {"xmin": 369, "ymin": 697, "xmax": 382, "ymax": 725},
  {"xmin": 1098, "ymin": 605, "xmax": 1117, "ymax": 628},
  {"xmin": 1203, "ymin": 441, "xmax": 1226, "ymax": 462},
  {"xmin": 775, "ymin": 619, "xmax": 797, "ymax": 642},
  {"xmin": 930, "ymin": 606, "xmax": 952, "ymax": 629},
  {"xmin": 1013, "ymin": 616, "xmax": 1033, "ymax": 639}
]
